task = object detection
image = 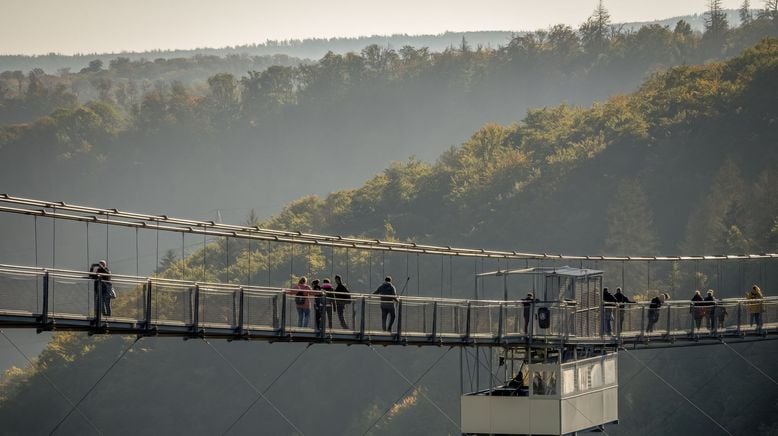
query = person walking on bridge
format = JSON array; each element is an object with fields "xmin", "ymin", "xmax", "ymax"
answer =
[
  {"xmin": 646, "ymin": 293, "xmax": 665, "ymax": 333},
  {"xmin": 321, "ymin": 278, "xmax": 335, "ymax": 329},
  {"xmin": 746, "ymin": 285, "xmax": 764, "ymax": 330},
  {"xmin": 691, "ymin": 290, "xmax": 704, "ymax": 330},
  {"xmin": 89, "ymin": 260, "xmax": 114, "ymax": 317},
  {"xmin": 289, "ymin": 277, "xmax": 311, "ymax": 328},
  {"xmin": 614, "ymin": 287, "xmax": 633, "ymax": 334},
  {"xmin": 703, "ymin": 289, "xmax": 717, "ymax": 331},
  {"xmin": 333, "ymin": 275, "xmax": 351, "ymax": 329},
  {"xmin": 602, "ymin": 287, "xmax": 616, "ymax": 335},
  {"xmin": 522, "ymin": 292, "xmax": 536, "ymax": 334},
  {"xmin": 374, "ymin": 276, "xmax": 398, "ymax": 332}
]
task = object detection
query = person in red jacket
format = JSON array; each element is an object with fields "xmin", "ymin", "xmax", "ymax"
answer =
[{"xmin": 288, "ymin": 277, "xmax": 311, "ymax": 328}]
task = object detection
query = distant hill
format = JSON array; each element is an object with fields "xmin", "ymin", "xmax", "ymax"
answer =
[
  {"xmin": 1, "ymin": 39, "xmax": 777, "ymax": 436},
  {"xmin": 0, "ymin": 10, "xmax": 746, "ymax": 73}
]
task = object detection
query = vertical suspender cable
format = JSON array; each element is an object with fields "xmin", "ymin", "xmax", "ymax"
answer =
[
  {"xmin": 34, "ymin": 216, "xmax": 39, "ymax": 268},
  {"xmin": 368, "ymin": 250, "xmax": 373, "ymax": 290},
  {"xmin": 621, "ymin": 260, "xmax": 625, "ymax": 291},
  {"xmin": 330, "ymin": 245, "xmax": 334, "ymax": 279},
  {"xmin": 416, "ymin": 253, "xmax": 420, "ymax": 296},
  {"xmin": 225, "ymin": 236, "xmax": 229, "ymax": 282},
  {"xmin": 647, "ymin": 261, "xmax": 651, "ymax": 291},
  {"xmin": 155, "ymin": 220, "xmax": 159, "ymax": 276},
  {"xmin": 52, "ymin": 206, "xmax": 56, "ymax": 269},
  {"xmin": 381, "ymin": 251, "xmax": 385, "ymax": 279},
  {"xmin": 266, "ymin": 240, "xmax": 271, "ymax": 286},
  {"xmin": 248, "ymin": 238, "xmax": 252, "ymax": 286},
  {"xmin": 34, "ymin": 216, "xmax": 39, "ymax": 312},
  {"xmin": 51, "ymin": 207, "xmax": 56, "ymax": 314},
  {"xmin": 289, "ymin": 243, "xmax": 294, "ymax": 287},
  {"xmin": 104, "ymin": 212, "xmax": 108, "ymax": 263},
  {"xmin": 346, "ymin": 248, "xmax": 350, "ymax": 285},
  {"xmin": 135, "ymin": 227, "xmax": 139, "ymax": 277},
  {"xmin": 307, "ymin": 245, "xmax": 311, "ymax": 279},
  {"xmin": 450, "ymin": 255, "xmax": 453, "ymax": 298},
  {"xmin": 136, "ymin": 227, "xmax": 141, "ymax": 318},
  {"xmin": 405, "ymin": 251, "xmax": 409, "ymax": 291},
  {"xmin": 202, "ymin": 230, "xmax": 206, "ymax": 281},
  {"xmin": 86, "ymin": 222, "xmax": 90, "ymax": 313},
  {"xmin": 181, "ymin": 233, "xmax": 185, "ymax": 280},
  {"xmin": 440, "ymin": 255, "xmax": 444, "ymax": 298}
]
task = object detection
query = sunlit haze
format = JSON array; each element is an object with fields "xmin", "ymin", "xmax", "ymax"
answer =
[{"xmin": 1, "ymin": 0, "xmax": 744, "ymax": 55}]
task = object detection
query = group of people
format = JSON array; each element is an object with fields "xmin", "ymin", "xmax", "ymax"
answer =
[
  {"xmin": 600, "ymin": 284, "xmax": 767, "ymax": 334},
  {"xmin": 290, "ymin": 275, "xmax": 352, "ymax": 330},
  {"xmin": 290, "ymin": 275, "xmax": 399, "ymax": 332},
  {"xmin": 689, "ymin": 285, "xmax": 765, "ymax": 330},
  {"xmin": 602, "ymin": 287, "xmax": 634, "ymax": 335},
  {"xmin": 89, "ymin": 260, "xmax": 115, "ymax": 316}
]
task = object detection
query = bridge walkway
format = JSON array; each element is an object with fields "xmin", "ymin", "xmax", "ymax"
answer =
[{"xmin": 0, "ymin": 264, "xmax": 775, "ymax": 349}]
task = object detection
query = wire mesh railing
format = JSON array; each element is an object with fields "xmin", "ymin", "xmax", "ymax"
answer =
[{"xmin": 0, "ymin": 264, "xmax": 775, "ymax": 343}]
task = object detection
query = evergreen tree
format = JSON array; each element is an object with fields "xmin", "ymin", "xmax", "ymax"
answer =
[
  {"xmin": 704, "ymin": 0, "xmax": 730, "ymax": 37},
  {"xmin": 580, "ymin": 0, "xmax": 612, "ymax": 54},
  {"xmin": 604, "ymin": 178, "xmax": 659, "ymax": 256},
  {"xmin": 156, "ymin": 249, "xmax": 178, "ymax": 274},
  {"xmin": 740, "ymin": 0, "xmax": 754, "ymax": 24}
]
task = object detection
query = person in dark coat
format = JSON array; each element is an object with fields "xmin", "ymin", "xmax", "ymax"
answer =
[
  {"xmin": 602, "ymin": 287, "xmax": 617, "ymax": 335},
  {"xmin": 646, "ymin": 293, "xmax": 664, "ymax": 333},
  {"xmin": 691, "ymin": 290, "xmax": 704, "ymax": 330},
  {"xmin": 89, "ymin": 260, "xmax": 113, "ymax": 316},
  {"xmin": 703, "ymin": 289, "xmax": 717, "ymax": 331},
  {"xmin": 311, "ymin": 279, "xmax": 324, "ymax": 331},
  {"xmin": 373, "ymin": 276, "xmax": 398, "ymax": 332},
  {"xmin": 522, "ymin": 293, "xmax": 535, "ymax": 334},
  {"xmin": 614, "ymin": 287, "xmax": 633, "ymax": 333},
  {"xmin": 320, "ymin": 278, "xmax": 335, "ymax": 329},
  {"xmin": 333, "ymin": 275, "xmax": 351, "ymax": 329}
]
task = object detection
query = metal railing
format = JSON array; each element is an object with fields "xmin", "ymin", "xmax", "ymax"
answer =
[{"xmin": 0, "ymin": 264, "xmax": 775, "ymax": 344}]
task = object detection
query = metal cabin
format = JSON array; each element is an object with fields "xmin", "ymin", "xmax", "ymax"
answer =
[{"xmin": 463, "ymin": 267, "xmax": 617, "ymax": 435}]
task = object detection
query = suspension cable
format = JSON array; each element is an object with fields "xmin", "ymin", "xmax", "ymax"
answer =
[
  {"xmin": 204, "ymin": 339, "xmax": 303, "ymax": 435},
  {"xmin": 364, "ymin": 347, "xmax": 459, "ymax": 434},
  {"xmin": 721, "ymin": 342, "xmax": 778, "ymax": 386},
  {"xmin": 50, "ymin": 336, "xmax": 140, "ymax": 435},
  {"xmin": 621, "ymin": 348, "xmax": 733, "ymax": 435},
  {"xmin": 221, "ymin": 344, "xmax": 312, "ymax": 435},
  {"xmin": 0, "ymin": 330, "xmax": 103, "ymax": 435}
]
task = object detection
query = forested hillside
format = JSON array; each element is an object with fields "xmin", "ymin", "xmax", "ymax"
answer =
[
  {"xmin": 2, "ymin": 5, "xmax": 777, "ymax": 230},
  {"xmin": 1, "ymin": 36, "xmax": 777, "ymax": 436}
]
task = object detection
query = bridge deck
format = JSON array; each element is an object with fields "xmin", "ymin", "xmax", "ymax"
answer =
[{"xmin": 0, "ymin": 264, "xmax": 775, "ymax": 349}]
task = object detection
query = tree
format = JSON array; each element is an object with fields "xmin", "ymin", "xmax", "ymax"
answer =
[
  {"xmin": 740, "ymin": 0, "xmax": 754, "ymax": 24},
  {"xmin": 604, "ymin": 178, "xmax": 659, "ymax": 256},
  {"xmin": 206, "ymin": 73, "xmax": 236, "ymax": 108},
  {"xmin": 11, "ymin": 71, "xmax": 24, "ymax": 96},
  {"xmin": 674, "ymin": 20, "xmax": 693, "ymax": 38},
  {"xmin": 704, "ymin": 0, "xmax": 730, "ymax": 37},
  {"xmin": 80, "ymin": 59, "xmax": 104, "ymax": 73},
  {"xmin": 762, "ymin": 0, "xmax": 778, "ymax": 19},
  {"xmin": 580, "ymin": 0, "xmax": 611, "ymax": 54},
  {"xmin": 156, "ymin": 249, "xmax": 178, "ymax": 274}
]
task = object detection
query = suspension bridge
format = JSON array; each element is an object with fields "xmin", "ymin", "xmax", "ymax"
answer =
[{"xmin": 0, "ymin": 194, "xmax": 776, "ymax": 435}]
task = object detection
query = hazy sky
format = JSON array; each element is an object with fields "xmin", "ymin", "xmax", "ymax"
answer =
[{"xmin": 1, "ymin": 0, "xmax": 745, "ymax": 55}]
